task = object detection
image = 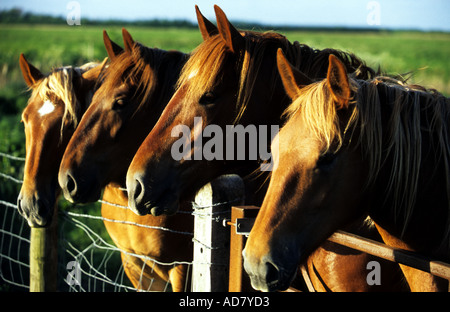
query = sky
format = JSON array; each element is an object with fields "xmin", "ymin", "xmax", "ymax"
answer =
[{"xmin": 1, "ymin": 0, "xmax": 450, "ymax": 31}]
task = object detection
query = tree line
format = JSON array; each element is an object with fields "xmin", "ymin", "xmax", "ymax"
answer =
[{"xmin": 0, "ymin": 8, "xmax": 385, "ymax": 32}]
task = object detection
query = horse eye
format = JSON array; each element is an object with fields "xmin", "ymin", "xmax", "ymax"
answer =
[
  {"xmin": 199, "ymin": 92, "xmax": 216, "ymax": 106},
  {"xmin": 316, "ymin": 153, "xmax": 336, "ymax": 170},
  {"xmin": 113, "ymin": 97, "xmax": 128, "ymax": 111}
]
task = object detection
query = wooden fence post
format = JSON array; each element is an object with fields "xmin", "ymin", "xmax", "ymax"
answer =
[
  {"xmin": 29, "ymin": 208, "xmax": 58, "ymax": 292},
  {"xmin": 191, "ymin": 174, "xmax": 244, "ymax": 292},
  {"xmin": 228, "ymin": 206, "xmax": 259, "ymax": 292}
]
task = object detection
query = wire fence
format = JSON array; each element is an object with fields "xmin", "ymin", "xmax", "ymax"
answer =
[
  {"xmin": 0, "ymin": 151, "xmax": 203, "ymax": 292},
  {"xmin": 5, "ymin": 150, "xmax": 449, "ymax": 292}
]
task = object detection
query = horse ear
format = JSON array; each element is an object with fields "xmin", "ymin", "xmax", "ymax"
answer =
[
  {"xmin": 103, "ymin": 30, "xmax": 123, "ymax": 60},
  {"xmin": 214, "ymin": 5, "xmax": 244, "ymax": 53},
  {"xmin": 326, "ymin": 54, "xmax": 351, "ymax": 109},
  {"xmin": 277, "ymin": 49, "xmax": 311, "ymax": 100},
  {"xmin": 82, "ymin": 57, "xmax": 108, "ymax": 81},
  {"xmin": 122, "ymin": 28, "xmax": 135, "ymax": 53},
  {"xmin": 19, "ymin": 53, "xmax": 43, "ymax": 87},
  {"xmin": 195, "ymin": 5, "xmax": 218, "ymax": 40}
]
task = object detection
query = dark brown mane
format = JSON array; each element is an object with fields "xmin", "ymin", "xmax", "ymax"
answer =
[{"xmin": 280, "ymin": 38, "xmax": 378, "ymax": 82}]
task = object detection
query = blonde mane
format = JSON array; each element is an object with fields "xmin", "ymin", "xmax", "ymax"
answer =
[
  {"xmin": 287, "ymin": 75, "xmax": 450, "ymax": 245},
  {"xmin": 30, "ymin": 62, "xmax": 99, "ymax": 133},
  {"xmin": 177, "ymin": 31, "xmax": 377, "ymax": 125}
]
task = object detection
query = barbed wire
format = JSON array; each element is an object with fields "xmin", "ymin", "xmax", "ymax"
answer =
[
  {"xmin": 0, "ymin": 151, "xmax": 187, "ymax": 291},
  {"xmin": 0, "ymin": 152, "xmax": 25, "ymax": 161},
  {"xmin": 0, "ymin": 199, "xmax": 19, "ymax": 210},
  {"xmin": 0, "ymin": 150, "xmax": 240, "ymax": 291},
  {"xmin": 0, "ymin": 200, "xmax": 30, "ymax": 290},
  {"xmin": 61, "ymin": 215, "xmax": 139, "ymax": 292},
  {"xmin": 0, "ymin": 172, "xmax": 23, "ymax": 184}
]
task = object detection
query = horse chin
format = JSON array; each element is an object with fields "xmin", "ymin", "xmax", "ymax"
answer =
[
  {"xmin": 64, "ymin": 183, "xmax": 102, "ymax": 205},
  {"xmin": 247, "ymin": 263, "xmax": 298, "ymax": 292},
  {"xmin": 149, "ymin": 200, "xmax": 178, "ymax": 217},
  {"xmin": 148, "ymin": 191, "xmax": 180, "ymax": 217},
  {"xmin": 28, "ymin": 212, "xmax": 52, "ymax": 228},
  {"xmin": 128, "ymin": 183, "xmax": 180, "ymax": 217},
  {"xmin": 243, "ymin": 239, "xmax": 301, "ymax": 292}
]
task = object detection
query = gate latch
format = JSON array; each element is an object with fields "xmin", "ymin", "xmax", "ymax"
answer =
[{"xmin": 235, "ymin": 218, "xmax": 255, "ymax": 237}]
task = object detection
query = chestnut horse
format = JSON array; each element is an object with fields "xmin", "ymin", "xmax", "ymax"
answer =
[
  {"xmin": 18, "ymin": 32, "xmax": 189, "ymax": 291},
  {"xmin": 17, "ymin": 53, "xmax": 104, "ymax": 227},
  {"xmin": 58, "ymin": 29, "xmax": 192, "ymax": 291},
  {"xmin": 243, "ymin": 52, "xmax": 450, "ymax": 292},
  {"xmin": 125, "ymin": 5, "xmax": 405, "ymax": 291},
  {"xmin": 17, "ymin": 52, "xmax": 169, "ymax": 290}
]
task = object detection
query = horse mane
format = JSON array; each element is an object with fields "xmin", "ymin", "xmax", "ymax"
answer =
[
  {"xmin": 177, "ymin": 30, "xmax": 379, "ymax": 124},
  {"xmin": 287, "ymin": 75, "xmax": 450, "ymax": 247},
  {"xmin": 30, "ymin": 62, "xmax": 99, "ymax": 134},
  {"xmin": 102, "ymin": 41, "xmax": 187, "ymax": 114}
]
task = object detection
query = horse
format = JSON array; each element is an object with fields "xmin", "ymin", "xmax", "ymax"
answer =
[
  {"xmin": 17, "ymin": 52, "xmax": 167, "ymax": 290},
  {"xmin": 125, "ymin": 5, "xmax": 406, "ymax": 291},
  {"xmin": 58, "ymin": 28, "xmax": 192, "ymax": 292},
  {"xmin": 17, "ymin": 53, "xmax": 105, "ymax": 227},
  {"xmin": 126, "ymin": 5, "xmax": 379, "ymax": 216},
  {"xmin": 243, "ymin": 51, "xmax": 450, "ymax": 292},
  {"xmin": 17, "ymin": 31, "xmax": 188, "ymax": 291}
]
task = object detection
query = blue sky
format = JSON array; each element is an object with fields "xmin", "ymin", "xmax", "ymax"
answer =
[{"xmin": 1, "ymin": 0, "xmax": 450, "ymax": 31}]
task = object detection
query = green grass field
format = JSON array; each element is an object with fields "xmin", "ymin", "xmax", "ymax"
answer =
[{"xmin": 1, "ymin": 25, "xmax": 449, "ymax": 94}]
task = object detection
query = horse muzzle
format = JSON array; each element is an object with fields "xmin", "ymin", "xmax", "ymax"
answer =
[
  {"xmin": 242, "ymin": 247, "xmax": 297, "ymax": 292},
  {"xmin": 58, "ymin": 168, "xmax": 101, "ymax": 204},
  {"xmin": 126, "ymin": 168, "xmax": 180, "ymax": 217},
  {"xmin": 17, "ymin": 190, "xmax": 54, "ymax": 228}
]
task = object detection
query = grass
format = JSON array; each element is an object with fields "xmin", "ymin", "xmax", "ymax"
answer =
[
  {"xmin": 1, "ymin": 25, "xmax": 449, "ymax": 92},
  {"xmin": 281, "ymin": 30, "xmax": 450, "ymax": 93}
]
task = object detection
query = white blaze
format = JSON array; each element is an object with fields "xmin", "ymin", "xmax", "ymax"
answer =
[{"xmin": 38, "ymin": 100, "xmax": 55, "ymax": 116}]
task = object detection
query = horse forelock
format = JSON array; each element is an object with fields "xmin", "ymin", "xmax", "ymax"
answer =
[
  {"xmin": 103, "ymin": 42, "xmax": 183, "ymax": 114},
  {"xmin": 176, "ymin": 35, "xmax": 230, "ymax": 101},
  {"xmin": 176, "ymin": 32, "xmax": 292, "ymax": 123},
  {"xmin": 31, "ymin": 64, "xmax": 96, "ymax": 135}
]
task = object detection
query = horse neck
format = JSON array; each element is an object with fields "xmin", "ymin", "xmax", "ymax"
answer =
[
  {"xmin": 158, "ymin": 51, "xmax": 188, "ymax": 102},
  {"xmin": 147, "ymin": 50, "xmax": 188, "ymax": 118},
  {"xmin": 73, "ymin": 72, "xmax": 96, "ymax": 113}
]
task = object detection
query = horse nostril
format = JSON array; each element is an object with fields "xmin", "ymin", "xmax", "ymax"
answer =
[
  {"xmin": 265, "ymin": 261, "xmax": 280, "ymax": 288},
  {"xmin": 127, "ymin": 174, "xmax": 149, "ymax": 216},
  {"xmin": 17, "ymin": 197, "xmax": 24, "ymax": 216},
  {"xmin": 133, "ymin": 177, "xmax": 144, "ymax": 202},
  {"xmin": 66, "ymin": 173, "xmax": 77, "ymax": 195}
]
